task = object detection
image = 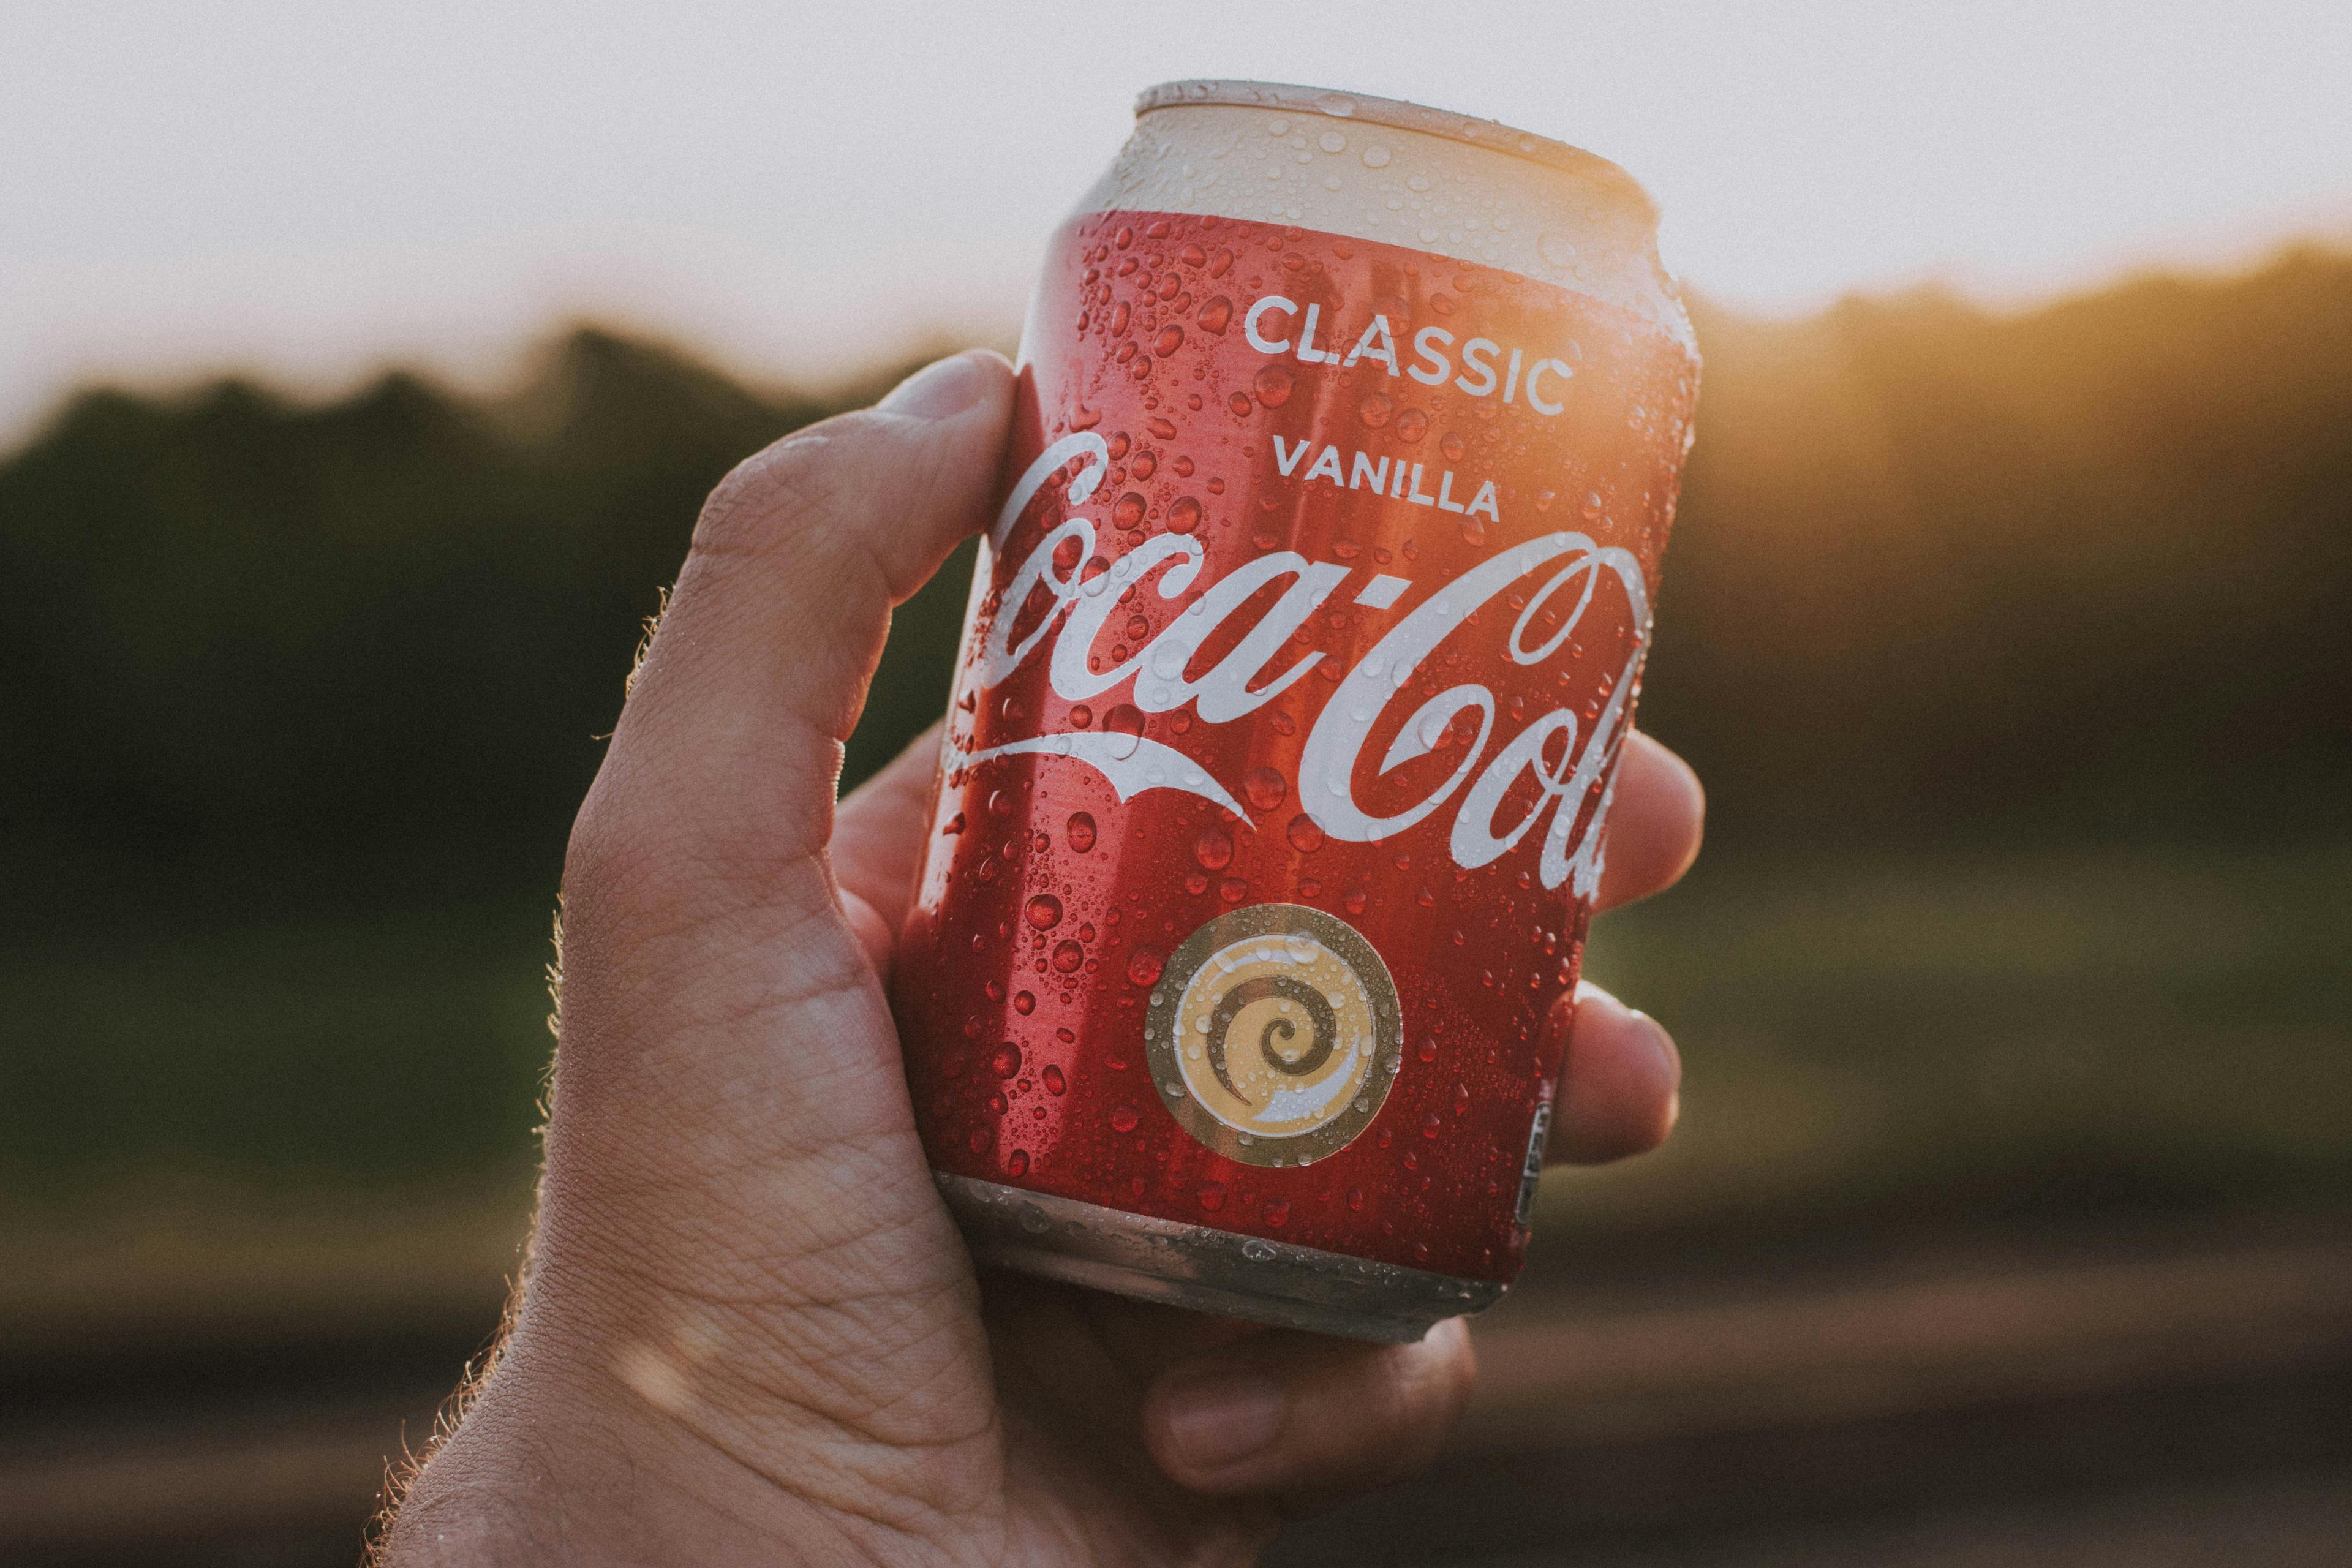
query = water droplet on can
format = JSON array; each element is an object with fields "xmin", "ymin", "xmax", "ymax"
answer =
[
  {"xmin": 1194, "ymin": 826, "xmax": 1234, "ymax": 870},
  {"xmin": 1102, "ymin": 703, "xmax": 1145, "ymax": 760},
  {"xmin": 1242, "ymin": 766, "xmax": 1287, "ymax": 813}
]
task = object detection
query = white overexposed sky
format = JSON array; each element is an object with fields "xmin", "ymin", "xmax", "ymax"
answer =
[{"xmin": 4, "ymin": 0, "xmax": 2350, "ymax": 437}]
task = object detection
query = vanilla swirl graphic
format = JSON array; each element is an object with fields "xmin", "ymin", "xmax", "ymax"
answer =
[
  {"xmin": 1147, "ymin": 905, "xmax": 1403, "ymax": 1166},
  {"xmin": 1205, "ymin": 976, "xmax": 1339, "ymax": 1102}
]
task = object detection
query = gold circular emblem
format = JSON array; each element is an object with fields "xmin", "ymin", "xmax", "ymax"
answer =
[{"xmin": 1144, "ymin": 903, "xmax": 1403, "ymax": 1166}]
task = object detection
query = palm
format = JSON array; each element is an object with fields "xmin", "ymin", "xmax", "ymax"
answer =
[{"xmin": 832, "ymin": 732, "xmax": 1286, "ymax": 1566}]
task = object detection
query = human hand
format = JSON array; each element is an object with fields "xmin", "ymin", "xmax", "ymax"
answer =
[{"xmin": 381, "ymin": 350, "xmax": 1702, "ymax": 1566}]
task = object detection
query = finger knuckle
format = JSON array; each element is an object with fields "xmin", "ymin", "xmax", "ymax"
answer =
[
  {"xmin": 1370, "ymin": 1334, "xmax": 1473, "ymax": 1476},
  {"xmin": 1384, "ymin": 1323, "xmax": 1473, "ymax": 1409},
  {"xmin": 560, "ymin": 769, "xmax": 683, "ymax": 937},
  {"xmin": 1426, "ymin": 1322, "xmax": 1479, "ymax": 1416},
  {"xmin": 695, "ymin": 409, "xmax": 906, "ymax": 560},
  {"xmin": 695, "ymin": 427, "xmax": 840, "ymax": 557},
  {"xmin": 692, "ymin": 418, "xmax": 915, "ymax": 627}
]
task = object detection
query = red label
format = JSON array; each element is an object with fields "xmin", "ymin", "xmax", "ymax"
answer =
[{"xmin": 894, "ymin": 209, "xmax": 1697, "ymax": 1281}]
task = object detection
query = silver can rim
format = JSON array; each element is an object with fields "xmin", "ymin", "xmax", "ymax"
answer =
[
  {"xmin": 940, "ymin": 1171, "xmax": 1507, "ymax": 1343},
  {"xmin": 1134, "ymin": 78, "xmax": 1659, "ymax": 227}
]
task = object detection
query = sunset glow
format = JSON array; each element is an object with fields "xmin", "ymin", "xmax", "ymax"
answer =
[{"xmin": 4, "ymin": 0, "xmax": 2346, "ymax": 431}]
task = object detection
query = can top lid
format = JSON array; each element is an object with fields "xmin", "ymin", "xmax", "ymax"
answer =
[{"xmin": 1135, "ymin": 80, "xmax": 1658, "ymax": 227}]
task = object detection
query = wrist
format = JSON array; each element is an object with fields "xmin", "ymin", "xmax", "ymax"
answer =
[{"xmin": 382, "ymin": 1304, "xmax": 1002, "ymax": 1568}]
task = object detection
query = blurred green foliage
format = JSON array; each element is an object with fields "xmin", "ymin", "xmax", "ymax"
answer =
[
  {"xmin": 2, "ymin": 254, "xmax": 2347, "ymax": 1219},
  {"xmin": 0, "ymin": 332, "xmax": 952, "ymax": 926},
  {"xmin": 1655, "ymin": 253, "xmax": 2352, "ymax": 845},
  {"xmin": 1562, "ymin": 842, "xmax": 2352, "ymax": 1250}
]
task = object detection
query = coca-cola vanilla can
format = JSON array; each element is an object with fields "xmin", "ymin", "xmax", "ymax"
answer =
[{"xmin": 893, "ymin": 80, "xmax": 1699, "ymax": 1341}]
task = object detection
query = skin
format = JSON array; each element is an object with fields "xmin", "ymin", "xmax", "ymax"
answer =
[{"xmin": 380, "ymin": 350, "xmax": 1703, "ymax": 1567}]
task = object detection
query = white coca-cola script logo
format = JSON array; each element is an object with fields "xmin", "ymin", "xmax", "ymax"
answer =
[{"xmin": 950, "ymin": 436, "xmax": 1649, "ymax": 897}]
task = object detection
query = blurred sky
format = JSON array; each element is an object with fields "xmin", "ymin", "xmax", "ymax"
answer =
[{"xmin": 6, "ymin": 0, "xmax": 2350, "ymax": 435}]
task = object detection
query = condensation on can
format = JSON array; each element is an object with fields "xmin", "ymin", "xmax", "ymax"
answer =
[{"xmin": 896, "ymin": 80, "xmax": 1697, "ymax": 1343}]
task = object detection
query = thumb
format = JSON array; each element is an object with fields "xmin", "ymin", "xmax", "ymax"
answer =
[
  {"xmin": 545, "ymin": 350, "xmax": 1012, "ymax": 1234},
  {"xmin": 461, "ymin": 354, "xmax": 1018, "ymax": 1516},
  {"xmin": 569, "ymin": 349, "xmax": 1014, "ymax": 935}
]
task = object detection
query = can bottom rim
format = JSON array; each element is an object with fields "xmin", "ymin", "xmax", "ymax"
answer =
[{"xmin": 937, "ymin": 1172, "xmax": 1506, "ymax": 1344}]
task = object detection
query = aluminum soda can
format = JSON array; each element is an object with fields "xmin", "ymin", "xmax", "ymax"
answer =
[{"xmin": 892, "ymin": 80, "xmax": 1700, "ymax": 1341}]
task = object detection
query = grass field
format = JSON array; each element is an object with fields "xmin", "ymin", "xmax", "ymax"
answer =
[
  {"xmin": 1558, "ymin": 840, "xmax": 2352, "ymax": 1247},
  {"xmin": 4, "ymin": 843, "xmax": 2345, "ymax": 1324}
]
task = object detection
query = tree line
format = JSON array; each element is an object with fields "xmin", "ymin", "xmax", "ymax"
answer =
[{"xmin": 4, "ymin": 251, "xmax": 2346, "ymax": 933}]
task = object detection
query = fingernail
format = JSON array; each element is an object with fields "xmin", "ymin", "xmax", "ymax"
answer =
[
  {"xmin": 880, "ymin": 352, "xmax": 988, "ymax": 419},
  {"xmin": 1161, "ymin": 1375, "xmax": 1286, "ymax": 1471}
]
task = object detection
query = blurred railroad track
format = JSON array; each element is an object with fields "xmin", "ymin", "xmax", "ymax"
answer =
[{"xmin": 4, "ymin": 1219, "xmax": 2348, "ymax": 1565}]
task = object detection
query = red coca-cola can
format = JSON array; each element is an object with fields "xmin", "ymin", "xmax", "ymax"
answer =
[{"xmin": 893, "ymin": 80, "xmax": 1700, "ymax": 1341}]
